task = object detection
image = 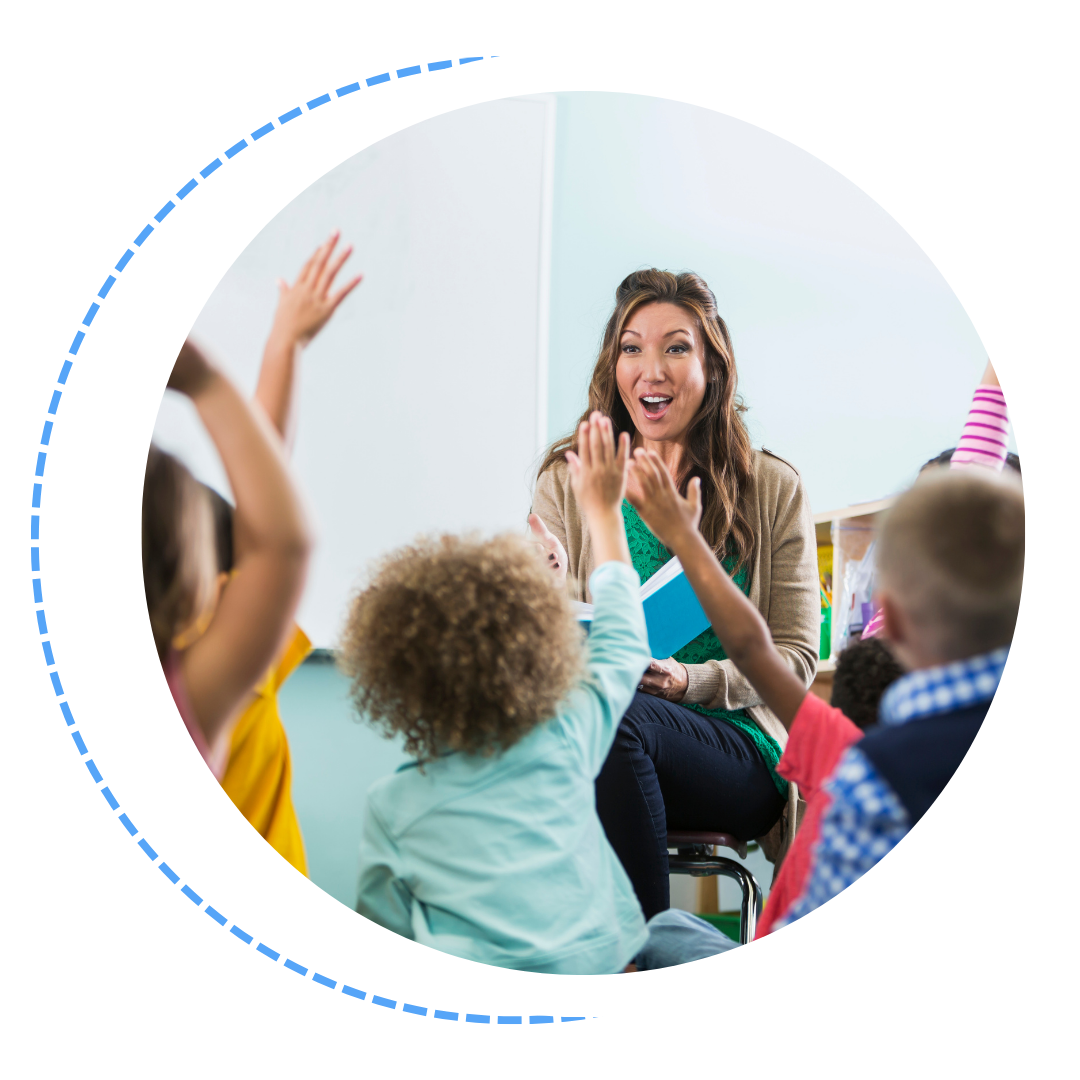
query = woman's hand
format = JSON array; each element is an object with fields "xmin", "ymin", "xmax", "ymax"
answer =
[
  {"xmin": 627, "ymin": 448, "xmax": 703, "ymax": 552},
  {"xmin": 168, "ymin": 339, "xmax": 217, "ymax": 399},
  {"xmin": 528, "ymin": 513, "xmax": 568, "ymax": 587},
  {"xmin": 270, "ymin": 232, "xmax": 363, "ymax": 347},
  {"xmin": 638, "ymin": 657, "xmax": 689, "ymax": 702}
]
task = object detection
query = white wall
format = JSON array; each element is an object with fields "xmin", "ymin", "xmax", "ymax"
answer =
[
  {"xmin": 547, "ymin": 93, "xmax": 1011, "ymax": 515},
  {"xmin": 154, "ymin": 91, "xmax": 1007, "ymax": 650},
  {"xmin": 153, "ymin": 97, "xmax": 553, "ymax": 646}
]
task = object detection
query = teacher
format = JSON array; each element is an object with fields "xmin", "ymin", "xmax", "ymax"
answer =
[{"xmin": 530, "ymin": 269, "xmax": 819, "ymax": 919}]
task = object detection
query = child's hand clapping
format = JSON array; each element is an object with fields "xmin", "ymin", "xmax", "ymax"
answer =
[{"xmin": 627, "ymin": 448, "xmax": 703, "ymax": 552}]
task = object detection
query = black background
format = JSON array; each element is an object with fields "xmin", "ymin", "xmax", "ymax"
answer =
[{"xmin": 23, "ymin": 44, "xmax": 1054, "ymax": 1036}]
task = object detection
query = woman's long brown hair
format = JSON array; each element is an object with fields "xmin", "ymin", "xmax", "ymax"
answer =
[{"xmin": 539, "ymin": 268, "xmax": 757, "ymax": 570}]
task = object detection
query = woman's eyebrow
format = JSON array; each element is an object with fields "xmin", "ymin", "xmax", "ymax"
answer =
[{"xmin": 620, "ymin": 327, "xmax": 694, "ymax": 338}]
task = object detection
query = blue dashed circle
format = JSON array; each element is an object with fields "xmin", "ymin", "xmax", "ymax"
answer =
[{"xmin": 33, "ymin": 59, "xmax": 587, "ymax": 1028}]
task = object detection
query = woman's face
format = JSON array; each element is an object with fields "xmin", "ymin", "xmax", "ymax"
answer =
[{"xmin": 615, "ymin": 302, "xmax": 708, "ymax": 446}]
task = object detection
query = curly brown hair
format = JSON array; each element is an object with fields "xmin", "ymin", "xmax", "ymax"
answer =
[
  {"xmin": 830, "ymin": 638, "xmax": 905, "ymax": 730},
  {"xmin": 338, "ymin": 533, "xmax": 585, "ymax": 761}
]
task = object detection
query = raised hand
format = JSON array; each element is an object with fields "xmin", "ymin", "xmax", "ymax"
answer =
[
  {"xmin": 565, "ymin": 412, "xmax": 631, "ymax": 518},
  {"xmin": 528, "ymin": 513, "xmax": 568, "ymax": 587},
  {"xmin": 626, "ymin": 448, "xmax": 702, "ymax": 551},
  {"xmin": 564, "ymin": 412, "xmax": 633, "ymax": 569},
  {"xmin": 270, "ymin": 231, "xmax": 363, "ymax": 347},
  {"xmin": 256, "ymin": 232, "xmax": 363, "ymax": 445}
]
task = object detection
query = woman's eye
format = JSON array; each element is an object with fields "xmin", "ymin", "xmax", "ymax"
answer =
[{"xmin": 669, "ymin": 343, "xmax": 688, "ymax": 354}]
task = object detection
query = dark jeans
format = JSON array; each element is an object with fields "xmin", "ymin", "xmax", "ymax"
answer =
[{"xmin": 595, "ymin": 692, "xmax": 785, "ymax": 920}]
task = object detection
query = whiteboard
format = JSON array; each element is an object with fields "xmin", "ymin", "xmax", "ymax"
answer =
[{"xmin": 152, "ymin": 97, "xmax": 553, "ymax": 647}]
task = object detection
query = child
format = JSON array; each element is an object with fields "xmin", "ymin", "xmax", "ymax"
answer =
[
  {"xmin": 142, "ymin": 340, "xmax": 310, "ymax": 780},
  {"xmin": 341, "ymin": 414, "xmax": 653, "ymax": 974},
  {"xmin": 830, "ymin": 638, "xmax": 905, "ymax": 730},
  {"xmin": 212, "ymin": 232, "xmax": 361, "ymax": 874},
  {"xmin": 207, "ymin": 477, "xmax": 311, "ymax": 875},
  {"xmin": 749, "ymin": 636, "xmax": 904, "ymax": 939},
  {"xmin": 661, "ymin": 360, "xmax": 1010, "ymax": 949},
  {"xmin": 625, "ymin": 446, "xmax": 1022, "ymax": 962}
]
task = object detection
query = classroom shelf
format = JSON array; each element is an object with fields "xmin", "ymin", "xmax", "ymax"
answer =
[{"xmin": 815, "ymin": 496, "xmax": 896, "ymax": 660}]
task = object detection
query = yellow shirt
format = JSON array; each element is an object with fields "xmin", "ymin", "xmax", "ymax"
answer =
[{"xmin": 221, "ymin": 627, "xmax": 311, "ymax": 875}]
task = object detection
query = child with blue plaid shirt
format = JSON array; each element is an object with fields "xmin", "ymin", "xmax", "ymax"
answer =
[{"xmin": 626, "ymin": 451, "xmax": 1022, "ymax": 965}]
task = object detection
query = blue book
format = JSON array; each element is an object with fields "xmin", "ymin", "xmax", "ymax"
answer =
[{"xmin": 572, "ymin": 557, "xmax": 711, "ymax": 659}]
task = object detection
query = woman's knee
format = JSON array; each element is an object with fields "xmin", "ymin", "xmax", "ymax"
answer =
[{"xmin": 609, "ymin": 694, "xmax": 654, "ymax": 752}]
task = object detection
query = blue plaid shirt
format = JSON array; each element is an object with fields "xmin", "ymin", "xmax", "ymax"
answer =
[{"xmin": 774, "ymin": 647, "xmax": 1008, "ymax": 931}]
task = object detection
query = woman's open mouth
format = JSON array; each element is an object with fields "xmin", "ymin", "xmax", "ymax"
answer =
[{"xmin": 640, "ymin": 395, "xmax": 673, "ymax": 421}]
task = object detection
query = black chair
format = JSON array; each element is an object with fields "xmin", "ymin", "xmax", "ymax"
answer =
[{"xmin": 667, "ymin": 830, "xmax": 763, "ymax": 945}]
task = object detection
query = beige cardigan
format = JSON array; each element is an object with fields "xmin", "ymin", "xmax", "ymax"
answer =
[{"xmin": 531, "ymin": 449, "xmax": 820, "ymax": 874}]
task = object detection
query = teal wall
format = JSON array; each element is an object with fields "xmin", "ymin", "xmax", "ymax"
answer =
[
  {"xmin": 547, "ymin": 93, "xmax": 1003, "ymax": 513},
  {"xmin": 278, "ymin": 661, "xmax": 407, "ymax": 908}
]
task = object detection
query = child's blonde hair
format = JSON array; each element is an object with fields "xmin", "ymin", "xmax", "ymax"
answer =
[
  {"xmin": 877, "ymin": 468, "xmax": 1024, "ymax": 660},
  {"xmin": 142, "ymin": 446, "xmax": 216, "ymax": 660},
  {"xmin": 339, "ymin": 533, "xmax": 584, "ymax": 761}
]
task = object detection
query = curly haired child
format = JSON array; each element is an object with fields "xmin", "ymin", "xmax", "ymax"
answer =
[
  {"xmin": 829, "ymin": 638, "xmax": 904, "ymax": 730},
  {"xmin": 341, "ymin": 413, "xmax": 654, "ymax": 973}
]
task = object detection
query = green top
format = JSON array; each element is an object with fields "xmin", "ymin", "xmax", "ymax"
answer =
[{"xmin": 622, "ymin": 500, "xmax": 787, "ymax": 797}]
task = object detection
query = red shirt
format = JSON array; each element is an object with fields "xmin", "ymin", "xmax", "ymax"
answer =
[{"xmin": 756, "ymin": 693, "xmax": 862, "ymax": 938}]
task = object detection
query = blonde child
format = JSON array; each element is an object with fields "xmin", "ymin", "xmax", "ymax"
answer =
[
  {"xmin": 623, "ymin": 444, "xmax": 1022, "ymax": 964},
  {"xmin": 340, "ymin": 414, "xmax": 653, "ymax": 973},
  {"xmin": 142, "ymin": 341, "xmax": 310, "ymax": 779}
]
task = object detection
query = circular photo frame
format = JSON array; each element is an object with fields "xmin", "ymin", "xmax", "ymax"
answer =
[{"xmin": 86, "ymin": 50, "xmax": 1062, "ymax": 1015}]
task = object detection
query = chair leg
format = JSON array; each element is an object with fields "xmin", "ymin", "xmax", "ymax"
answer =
[{"xmin": 668, "ymin": 852, "xmax": 763, "ymax": 945}]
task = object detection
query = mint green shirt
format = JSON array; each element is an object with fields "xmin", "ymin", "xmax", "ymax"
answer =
[{"xmin": 355, "ymin": 561, "xmax": 652, "ymax": 974}]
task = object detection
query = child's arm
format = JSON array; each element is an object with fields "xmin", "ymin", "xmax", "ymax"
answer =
[
  {"xmin": 355, "ymin": 803, "xmax": 415, "ymax": 939},
  {"xmin": 171, "ymin": 341, "xmax": 312, "ymax": 756},
  {"xmin": 255, "ymin": 232, "xmax": 362, "ymax": 446},
  {"xmin": 627, "ymin": 448, "xmax": 806, "ymax": 728},
  {"xmin": 559, "ymin": 414, "xmax": 650, "ymax": 774},
  {"xmin": 564, "ymin": 411, "xmax": 632, "ymax": 568}
]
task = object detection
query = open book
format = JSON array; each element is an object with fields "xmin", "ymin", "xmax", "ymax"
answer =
[{"xmin": 571, "ymin": 557, "xmax": 711, "ymax": 659}]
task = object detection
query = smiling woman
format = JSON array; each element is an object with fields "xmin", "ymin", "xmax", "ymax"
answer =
[{"xmin": 531, "ymin": 269, "xmax": 820, "ymax": 918}]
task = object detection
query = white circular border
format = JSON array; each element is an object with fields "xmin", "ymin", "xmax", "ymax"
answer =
[{"xmin": 99, "ymin": 50, "xmax": 1062, "ymax": 1015}]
